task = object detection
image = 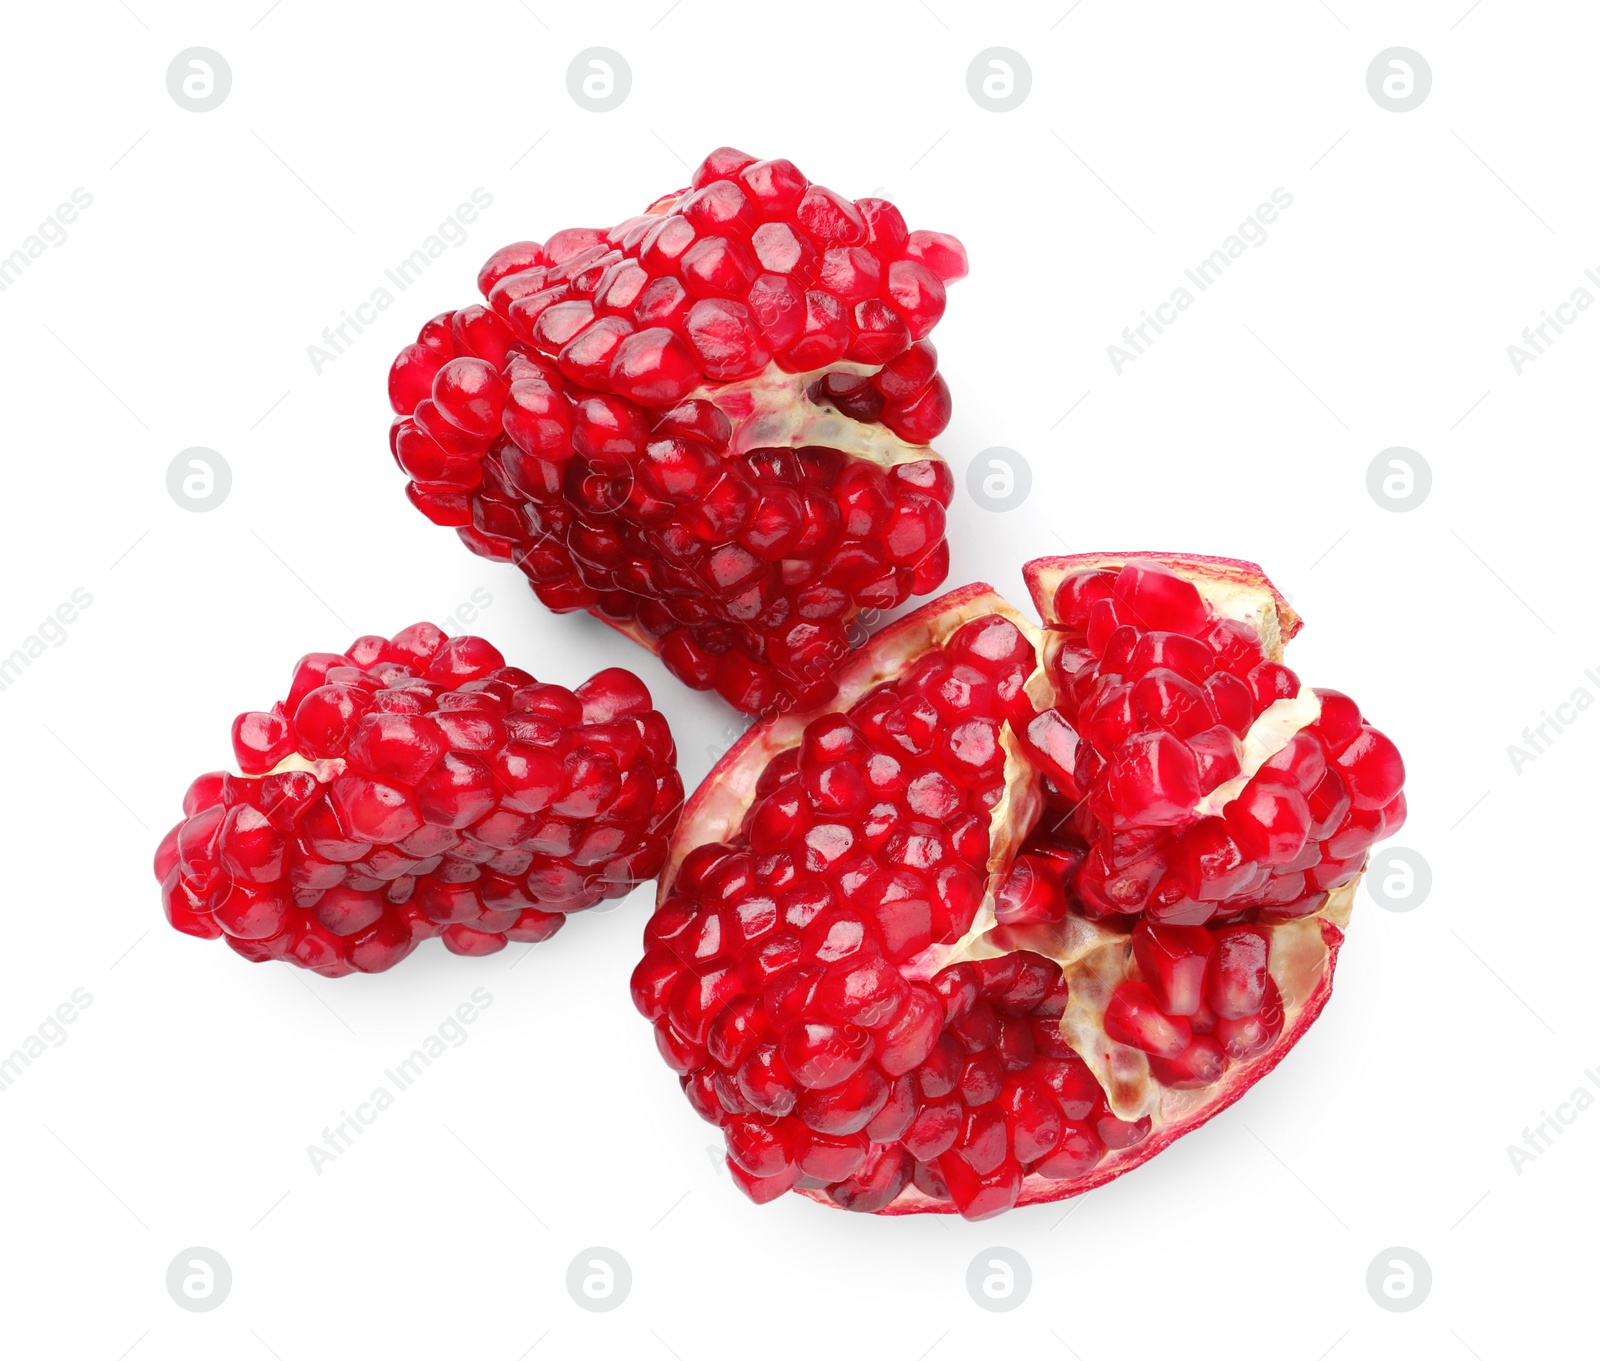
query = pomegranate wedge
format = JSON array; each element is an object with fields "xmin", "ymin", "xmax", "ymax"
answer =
[
  {"xmin": 387, "ymin": 148, "xmax": 964, "ymax": 717},
  {"xmin": 633, "ymin": 555, "xmax": 1404, "ymax": 1218}
]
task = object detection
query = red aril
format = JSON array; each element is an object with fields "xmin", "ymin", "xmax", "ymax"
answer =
[
  {"xmin": 386, "ymin": 149, "xmax": 964, "ymax": 717},
  {"xmin": 155, "ymin": 624, "xmax": 682, "ymax": 975},
  {"xmin": 636, "ymin": 554, "xmax": 1404, "ymax": 1217}
]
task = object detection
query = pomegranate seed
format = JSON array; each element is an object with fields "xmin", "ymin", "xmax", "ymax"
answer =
[
  {"xmin": 1104, "ymin": 981, "xmax": 1192, "ymax": 1058},
  {"xmin": 1334, "ymin": 726, "xmax": 1406, "ymax": 809},
  {"xmin": 1207, "ymin": 927, "xmax": 1271, "ymax": 1018},
  {"xmin": 1132, "ymin": 920, "xmax": 1213, "ymax": 1016},
  {"xmin": 993, "ymin": 854, "xmax": 1069, "ymax": 926},
  {"xmin": 1216, "ymin": 978, "xmax": 1285, "ymax": 1059}
]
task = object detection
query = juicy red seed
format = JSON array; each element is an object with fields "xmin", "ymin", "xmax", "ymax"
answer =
[
  {"xmin": 796, "ymin": 1066, "xmax": 889, "ymax": 1135},
  {"xmin": 885, "ymin": 260, "xmax": 946, "ymax": 341},
  {"xmin": 1335, "ymin": 726, "xmax": 1406, "ymax": 809},
  {"xmin": 779, "ymin": 1022, "xmax": 872, "ymax": 1089},
  {"xmin": 1053, "ymin": 569, "xmax": 1117, "ymax": 629},
  {"xmin": 993, "ymin": 855, "xmax": 1068, "ymax": 927},
  {"xmin": 1224, "ymin": 780, "xmax": 1312, "ymax": 864},
  {"xmin": 691, "ymin": 146, "xmax": 758, "ymax": 188},
  {"xmin": 1149, "ymin": 1035, "xmax": 1228, "ymax": 1089},
  {"xmin": 608, "ymin": 327, "xmax": 701, "ymax": 405},
  {"xmin": 752, "ymin": 220, "xmax": 811, "ymax": 273},
  {"xmin": 478, "ymin": 241, "xmax": 545, "ymax": 297},
  {"xmin": 1104, "ymin": 981, "xmax": 1192, "ymax": 1058},
  {"xmin": 1207, "ymin": 927, "xmax": 1270, "ymax": 1018},
  {"xmin": 904, "ymin": 230, "xmax": 968, "ymax": 282},
  {"xmin": 1109, "ymin": 730, "xmax": 1203, "ymax": 825},
  {"xmin": 725, "ymin": 1117, "xmax": 794, "ymax": 1178},
  {"xmin": 1132, "ymin": 920, "xmax": 1212, "ymax": 1016},
  {"xmin": 685, "ymin": 299, "xmax": 771, "ymax": 381},
  {"xmin": 1112, "ymin": 561, "xmax": 1211, "ymax": 636},
  {"xmin": 1217, "ymin": 979, "xmax": 1284, "ymax": 1058}
]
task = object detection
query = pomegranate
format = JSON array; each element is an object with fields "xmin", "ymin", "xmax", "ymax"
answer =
[
  {"xmin": 386, "ymin": 147, "xmax": 963, "ymax": 717},
  {"xmin": 154, "ymin": 623, "xmax": 682, "ymax": 976},
  {"xmin": 633, "ymin": 554, "xmax": 1404, "ymax": 1218}
]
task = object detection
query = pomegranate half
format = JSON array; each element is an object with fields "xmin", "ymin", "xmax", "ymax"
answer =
[{"xmin": 632, "ymin": 554, "xmax": 1404, "ymax": 1218}]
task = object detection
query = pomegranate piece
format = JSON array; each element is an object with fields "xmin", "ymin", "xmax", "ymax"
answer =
[
  {"xmin": 639, "ymin": 555, "xmax": 1405, "ymax": 1217},
  {"xmin": 155, "ymin": 624, "xmax": 682, "ymax": 976},
  {"xmin": 387, "ymin": 149, "xmax": 965, "ymax": 717},
  {"xmin": 1024, "ymin": 555, "xmax": 1405, "ymax": 930}
]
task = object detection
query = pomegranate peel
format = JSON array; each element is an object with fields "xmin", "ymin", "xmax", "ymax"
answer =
[{"xmin": 637, "ymin": 554, "xmax": 1402, "ymax": 1218}]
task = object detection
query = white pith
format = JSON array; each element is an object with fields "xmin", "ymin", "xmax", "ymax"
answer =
[
  {"xmin": 644, "ymin": 179, "xmax": 939, "ymax": 473},
  {"xmin": 1187, "ymin": 578, "xmax": 1320, "ymax": 816},
  {"xmin": 1016, "ymin": 557, "xmax": 1355, "ymax": 1131},
  {"xmin": 1193, "ymin": 687, "xmax": 1322, "ymax": 817},
  {"xmin": 691, "ymin": 361, "xmax": 937, "ymax": 469},
  {"xmin": 260, "ymin": 752, "xmax": 343, "ymax": 781}
]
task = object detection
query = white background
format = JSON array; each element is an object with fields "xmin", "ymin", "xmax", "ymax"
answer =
[{"xmin": 0, "ymin": 2, "xmax": 1592, "ymax": 1357}]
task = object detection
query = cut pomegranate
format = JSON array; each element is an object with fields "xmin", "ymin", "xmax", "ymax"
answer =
[
  {"xmin": 635, "ymin": 554, "xmax": 1403, "ymax": 1217},
  {"xmin": 154, "ymin": 624, "xmax": 682, "ymax": 976},
  {"xmin": 386, "ymin": 149, "xmax": 964, "ymax": 717}
]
